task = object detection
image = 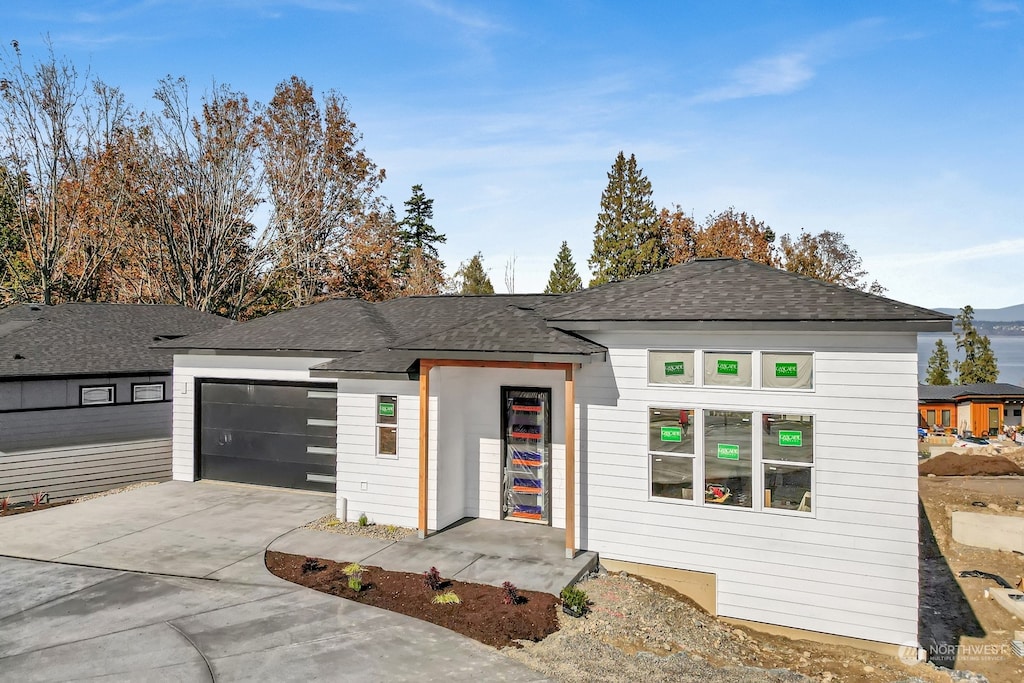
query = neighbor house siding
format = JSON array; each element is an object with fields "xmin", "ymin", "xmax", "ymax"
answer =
[
  {"xmin": 574, "ymin": 330, "xmax": 920, "ymax": 646},
  {"xmin": 170, "ymin": 354, "xmax": 334, "ymax": 482},
  {"xmin": 0, "ymin": 402, "xmax": 169, "ymax": 451},
  {"xmin": 0, "ymin": 375, "xmax": 170, "ymax": 412},
  {"xmin": 0, "ymin": 438, "xmax": 171, "ymax": 502}
]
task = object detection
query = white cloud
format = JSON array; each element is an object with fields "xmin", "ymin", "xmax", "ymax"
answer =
[
  {"xmin": 689, "ymin": 52, "xmax": 814, "ymax": 104},
  {"xmin": 408, "ymin": 0, "xmax": 502, "ymax": 32},
  {"xmin": 977, "ymin": 0, "xmax": 1021, "ymax": 14},
  {"xmin": 874, "ymin": 237, "xmax": 1024, "ymax": 268}
]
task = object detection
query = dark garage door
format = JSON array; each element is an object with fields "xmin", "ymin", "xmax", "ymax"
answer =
[{"xmin": 197, "ymin": 380, "xmax": 337, "ymax": 493}]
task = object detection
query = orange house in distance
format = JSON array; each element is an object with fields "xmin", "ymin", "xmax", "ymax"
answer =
[{"xmin": 918, "ymin": 383, "xmax": 1024, "ymax": 436}]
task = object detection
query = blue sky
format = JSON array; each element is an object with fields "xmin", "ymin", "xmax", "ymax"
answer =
[{"xmin": 6, "ymin": 1, "xmax": 1024, "ymax": 308}]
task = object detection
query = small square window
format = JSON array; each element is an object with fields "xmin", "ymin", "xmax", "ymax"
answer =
[
  {"xmin": 648, "ymin": 351, "xmax": 695, "ymax": 385},
  {"xmin": 132, "ymin": 383, "xmax": 164, "ymax": 403},
  {"xmin": 703, "ymin": 352, "xmax": 752, "ymax": 388},
  {"xmin": 761, "ymin": 352, "xmax": 813, "ymax": 390},
  {"xmin": 80, "ymin": 385, "xmax": 114, "ymax": 406}
]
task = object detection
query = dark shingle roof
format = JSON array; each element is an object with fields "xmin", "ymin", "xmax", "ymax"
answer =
[
  {"xmin": 540, "ymin": 259, "xmax": 951, "ymax": 324},
  {"xmin": 0, "ymin": 303, "xmax": 231, "ymax": 378},
  {"xmin": 919, "ymin": 383, "xmax": 1024, "ymax": 402}
]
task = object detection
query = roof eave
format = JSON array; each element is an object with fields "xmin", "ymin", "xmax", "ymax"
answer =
[
  {"xmin": 166, "ymin": 347, "xmax": 360, "ymax": 358},
  {"xmin": 544, "ymin": 319, "xmax": 954, "ymax": 333}
]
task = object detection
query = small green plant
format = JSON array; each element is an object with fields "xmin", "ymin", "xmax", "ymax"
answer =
[
  {"xmin": 431, "ymin": 591, "xmax": 461, "ymax": 605},
  {"xmin": 342, "ymin": 563, "xmax": 363, "ymax": 576},
  {"xmin": 386, "ymin": 524, "xmax": 399, "ymax": 534},
  {"xmin": 423, "ymin": 566, "xmax": 443, "ymax": 591},
  {"xmin": 358, "ymin": 513, "xmax": 369, "ymax": 527},
  {"xmin": 342, "ymin": 562, "xmax": 364, "ymax": 591},
  {"xmin": 560, "ymin": 585, "xmax": 588, "ymax": 615}
]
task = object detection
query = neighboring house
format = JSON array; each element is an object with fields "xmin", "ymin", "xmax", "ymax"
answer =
[
  {"xmin": 918, "ymin": 382, "xmax": 1024, "ymax": 435},
  {"xmin": 165, "ymin": 258, "xmax": 951, "ymax": 651},
  {"xmin": 0, "ymin": 303, "xmax": 231, "ymax": 501}
]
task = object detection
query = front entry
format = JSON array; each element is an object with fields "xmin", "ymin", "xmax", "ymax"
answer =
[{"xmin": 501, "ymin": 387, "xmax": 552, "ymax": 524}]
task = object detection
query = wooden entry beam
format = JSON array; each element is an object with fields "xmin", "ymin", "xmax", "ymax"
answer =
[
  {"xmin": 565, "ymin": 364, "xmax": 576, "ymax": 559},
  {"xmin": 417, "ymin": 360, "xmax": 433, "ymax": 538}
]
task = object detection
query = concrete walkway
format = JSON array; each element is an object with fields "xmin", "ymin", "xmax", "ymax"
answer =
[
  {"xmin": 271, "ymin": 518, "xmax": 598, "ymax": 595},
  {"xmin": 0, "ymin": 482, "xmax": 548, "ymax": 681}
]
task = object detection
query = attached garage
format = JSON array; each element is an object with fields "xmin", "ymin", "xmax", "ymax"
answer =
[{"xmin": 196, "ymin": 380, "xmax": 337, "ymax": 492}]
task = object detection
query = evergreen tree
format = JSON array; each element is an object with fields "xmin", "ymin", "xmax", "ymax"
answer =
[
  {"xmin": 954, "ymin": 305, "xmax": 999, "ymax": 384},
  {"xmin": 588, "ymin": 152, "xmax": 666, "ymax": 286},
  {"xmin": 455, "ymin": 252, "xmax": 494, "ymax": 294},
  {"xmin": 399, "ymin": 184, "xmax": 445, "ymax": 260},
  {"xmin": 544, "ymin": 241, "xmax": 583, "ymax": 294},
  {"xmin": 925, "ymin": 338, "xmax": 952, "ymax": 385}
]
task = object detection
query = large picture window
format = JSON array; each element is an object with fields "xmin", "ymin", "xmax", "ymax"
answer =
[
  {"xmin": 649, "ymin": 407, "xmax": 695, "ymax": 501},
  {"xmin": 703, "ymin": 352, "xmax": 752, "ymax": 388},
  {"xmin": 761, "ymin": 352, "xmax": 813, "ymax": 390},
  {"xmin": 376, "ymin": 395, "xmax": 398, "ymax": 458},
  {"xmin": 703, "ymin": 410, "xmax": 753, "ymax": 507},
  {"xmin": 648, "ymin": 351, "xmax": 695, "ymax": 385},
  {"xmin": 762, "ymin": 413, "xmax": 813, "ymax": 513}
]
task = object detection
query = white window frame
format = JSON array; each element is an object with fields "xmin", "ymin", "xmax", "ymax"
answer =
[
  {"xmin": 759, "ymin": 411, "xmax": 816, "ymax": 518},
  {"xmin": 80, "ymin": 385, "xmax": 115, "ymax": 406},
  {"xmin": 759, "ymin": 350, "xmax": 815, "ymax": 393},
  {"xmin": 647, "ymin": 350, "xmax": 697, "ymax": 387},
  {"xmin": 647, "ymin": 405, "xmax": 699, "ymax": 506},
  {"xmin": 376, "ymin": 394, "xmax": 398, "ymax": 460},
  {"xmin": 131, "ymin": 382, "xmax": 165, "ymax": 403},
  {"xmin": 702, "ymin": 350, "xmax": 755, "ymax": 390}
]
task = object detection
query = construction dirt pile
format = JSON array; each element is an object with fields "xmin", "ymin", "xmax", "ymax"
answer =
[{"xmin": 919, "ymin": 450, "xmax": 1024, "ymax": 477}]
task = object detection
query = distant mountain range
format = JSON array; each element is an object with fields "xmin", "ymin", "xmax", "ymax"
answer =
[{"xmin": 935, "ymin": 303, "xmax": 1024, "ymax": 322}]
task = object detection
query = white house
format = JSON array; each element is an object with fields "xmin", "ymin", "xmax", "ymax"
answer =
[{"xmin": 166, "ymin": 258, "xmax": 952, "ymax": 652}]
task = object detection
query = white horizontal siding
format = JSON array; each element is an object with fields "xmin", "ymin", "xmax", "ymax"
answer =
[{"xmin": 577, "ymin": 330, "xmax": 920, "ymax": 646}]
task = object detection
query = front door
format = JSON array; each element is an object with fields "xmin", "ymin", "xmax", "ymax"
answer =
[
  {"xmin": 501, "ymin": 387, "xmax": 552, "ymax": 524},
  {"xmin": 989, "ymin": 407, "xmax": 1001, "ymax": 436}
]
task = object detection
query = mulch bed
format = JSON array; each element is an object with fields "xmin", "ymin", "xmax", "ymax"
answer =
[
  {"xmin": 265, "ymin": 551, "xmax": 560, "ymax": 648},
  {"xmin": 0, "ymin": 501, "xmax": 73, "ymax": 517},
  {"xmin": 919, "ymin": 451, "xmax": 1024, "ymax": 476}
]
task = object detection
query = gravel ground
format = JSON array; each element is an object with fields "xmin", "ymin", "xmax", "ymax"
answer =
[
  {"xmin": 304, "ymin": 514, "xmax": 416, "ymax": 541},
  {"xmin": 505, "ymin": 571, "xmax": 958, "ymax": 683},
  {"xmin": 71, "ymin": 481, "xmax": 160, "ymax": 504}
]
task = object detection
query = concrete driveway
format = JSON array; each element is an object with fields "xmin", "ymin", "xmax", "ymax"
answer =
[{"xmin": 0, "ymin": 482, "xmax": 546, "ymax": 681}]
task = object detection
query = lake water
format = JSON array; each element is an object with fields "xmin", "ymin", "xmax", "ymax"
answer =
[{"xmin": 917, "ymin": 334, "xmax": 1024, "ymax": 386}]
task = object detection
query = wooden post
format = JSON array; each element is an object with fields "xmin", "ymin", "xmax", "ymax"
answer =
[
  {"xmin": 564, "ymin": 364, "xmax": 576, "ymax": 559},
  {"xmin": 418, "ymin": 360, "xmax": 432, "ymax": 538}
]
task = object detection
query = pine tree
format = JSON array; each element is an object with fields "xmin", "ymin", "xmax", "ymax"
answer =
[
  {"xmin": 544, "ymin": 241, "xmax": 583, "ymax": 294},
  {"xmin": 399, "ymin": 184, "xmax": 445, "ymax": 261},
  {"xmin": 588, "ymin": 152, "xmax": 666, "ymax": 286},
  {"xmin": 455, "ymin": 252, "xmax": 494, "ymax": 294},
  {"xmin": 925, "ymin": 339, "xmax": 952, "ymax": 385},
  {"xmin": 954, "ymin": 305, "xmax": 999, "ymax": 384}
]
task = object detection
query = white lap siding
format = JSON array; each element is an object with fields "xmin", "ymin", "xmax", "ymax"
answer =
[
  {"xmin": 170, "ymin": 355, "xmax": 334, "ymax": 482},
  {"xmin": 575, "ymin": 330, "xmax": 920, "ymax": 646}
]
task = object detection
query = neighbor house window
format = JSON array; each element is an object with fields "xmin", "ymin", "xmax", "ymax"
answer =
[
  {"xmin": 941, "ymin": 410, "xmax": 951, "ymax": 427},
  {"xmin": 703, "ymin": 352, "xmax": 752, "ymax": 388},
  {"xmin": 132, "ymin": 383, "xmax": 165, "ymax": 403},
  {"xmin": 703, "ymin": 410, "xmax": 753, "ymax": 507},
  {"xmin": 648, "ymin": 351, "xmax": 695, "ymax": 386},
  {"xmin": 761, "ymin": 352, "xmax": 813, "ymax": 390},
  {"xmin": 762, "ymin": 414, "xmax": 814, "ymax": 513},
  {"xmin": 649, "ymin": 407, "xmax": 695, "ymax": 501},
  {"xmin": 376, "ymin": 395, "xmax": 398, "ymax": 457},
  {"xmin": 80, "ymin": 385, "xmax": 115, "ymax": 406},
  {"xmin": 926, "ymin": 410, "xmax": 936, "ymax": 426}
]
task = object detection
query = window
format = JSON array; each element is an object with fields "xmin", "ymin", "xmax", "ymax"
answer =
[
  {"xmin": 703, "ymin": 410, "xmax": 753, "ymax": 507},
  {"xmin": 761, "ymin": 352, "xmax": 813, "ymax": 390},
  {"xmin": 926, "ymin": 410, "xmax": 936, "ymax": 426},
  {"xmin": 132, "ymin": 383, "xmax": 165, "ymax": 403},
  {"xmin": 762, "ymin": 414, "xmax": 813, "ymax": 513},
  {"xmin": 1015, "ymin": 409, "xmax": 1022, "ymax": 418},
  {"xmin": 941, "ymin": 409, "xmax": 951, "ymax": 427},
  {"xmin": 376, "ymin": 395, "xmax": 398, "ymax": 457},
  {"xmin": 703, "ymin": 352, "xmax": 752, "ymax": 388},
  {"xmin": 80, "ymin": 385, "xmax": 114, "ymax": 406},
  {"xmin": 648, "ymin": 407, "xmax": 695, "ymax": 501},
  {"xmin": 648, "ymin": 351, "xmax": 695, "ymax": 385}
]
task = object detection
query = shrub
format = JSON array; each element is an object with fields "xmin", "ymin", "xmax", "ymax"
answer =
[
  {"xmin": 431, "ymin": 591, "xmax": 461, "ymax": 605},
  {"xmin": 423, "ymin": 566, "xmax": 443, "ymax": 591},
  {"xmin": 358, "ymin": 513, "xmax": 369, "ymax": 527},
  {"xmin": 348, "ymin": 573, "xmax": 363, "ymax": 592},
  {"xmin": 342, "ymin": 563, "xmax": 363, "ymax": 576},
  {"xmin": 31, "ymin": 491, "xmax": 47, "ymax": 507},
  {"xmin": 0, "ymin": 495, "xmax": 10, "ymax": 513},
  {"xmin": 501, "ymin": 581, "xmax": 520, "ymax": 605},
  {"xmin": 301, "ymin": 557, "xmax": 325, "ymax": 574},
  {"xmin": 560, "ymin": 585, "xmax": 588, "ymax": 613}
]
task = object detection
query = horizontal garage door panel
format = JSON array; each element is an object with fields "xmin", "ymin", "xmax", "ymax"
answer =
[{"xmin": 199, "ymin": 380, "xmax": 336, "ymax": 493}]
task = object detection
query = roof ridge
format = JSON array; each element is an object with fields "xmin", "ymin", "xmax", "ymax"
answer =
[{"xmin": 390, "ymin": 302, "xmax": 536, "ymax": 349}]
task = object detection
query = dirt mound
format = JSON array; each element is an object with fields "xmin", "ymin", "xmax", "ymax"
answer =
[{"xmin": 919, "ymin": 451, "xmax": 1024, "ymax": 477}]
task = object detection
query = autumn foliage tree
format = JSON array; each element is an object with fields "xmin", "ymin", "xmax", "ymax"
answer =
[
  {"xmin": 692, "ymin": 208, "xmax": 775, "ymax": 264},
  {"xmin": 779, "ymin": 229, "xmax": 884, "ymax": 294}
]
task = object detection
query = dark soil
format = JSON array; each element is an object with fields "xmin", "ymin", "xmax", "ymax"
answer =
[
  {"xmin": 0, "ymin": 501, "xmax": 73, "ymax": 517},
  {"xmin": 919, "ymin": 451, "xmax": 1024, "ymax": 476},
  {"xmin": 265, "ymin": 551, "xmax": 560, "ymax": 649}
]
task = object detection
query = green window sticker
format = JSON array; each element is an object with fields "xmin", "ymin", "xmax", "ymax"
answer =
[
  {"xmin": 660, "ymin": 426, "xmax": 682, "ymax": 442},
  {"xmin": 716, "ymin": 359, "xmax": 739, "ymax": 375},
  {"xmin": 717, "ymin": 443, "xmax": 740, "ymax": 460},
  {"xmin": 379, "ymin": 402, "xmax": 395, "ymax": 417},
  {"xmin": 778, "ymin": 430, "xmax": 802, "ymax": 447},
  {"xmin": 664, "ymin": 361, "xmax": 686, "ymax": 376},
  {"xmin": 775, "ymin": 362, "xmax": 799, "ymax": 378}
]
